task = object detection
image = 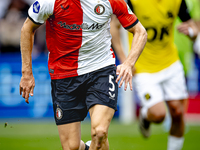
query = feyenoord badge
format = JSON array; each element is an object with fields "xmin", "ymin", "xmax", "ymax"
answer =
[
  {"xmin": 94, "ymin": 4, "xmax": 105, "ymax": 15},
  {"xmin": 56, "ymin": 107, "xmax": 63, "ymax": 120}
]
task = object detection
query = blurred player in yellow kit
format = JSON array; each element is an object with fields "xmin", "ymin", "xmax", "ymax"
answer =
[{"xmin": 111, "ymin": 0, "xmax": 198, "ymax": 149}]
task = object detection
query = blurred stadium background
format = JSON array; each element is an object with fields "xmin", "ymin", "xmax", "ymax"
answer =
[{"xmin": 0, "ymin": 0, "xmax": 200, "ymax": 149}]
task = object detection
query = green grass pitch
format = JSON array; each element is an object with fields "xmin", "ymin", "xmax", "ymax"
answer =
[{"xmin": 0, "ymin": 119, "xmax": 200, "ymax": 150}]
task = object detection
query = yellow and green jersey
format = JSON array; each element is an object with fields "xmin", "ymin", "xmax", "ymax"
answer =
[{"xmin": 128, "ymin": 0, "xmax": 190, "ymax": 73}]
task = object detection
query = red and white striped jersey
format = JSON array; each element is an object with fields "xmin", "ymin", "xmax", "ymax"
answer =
[{"xmin": 28, "ymin": 0, "xmax": 138, "ymax": 79}]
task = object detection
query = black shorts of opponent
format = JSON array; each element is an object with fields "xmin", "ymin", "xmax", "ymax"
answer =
[{"xmin": 51, "ymin": 65, "xmax": 118, "ymax": 125}]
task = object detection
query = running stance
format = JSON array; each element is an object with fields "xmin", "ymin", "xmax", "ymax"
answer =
[{"xmin": 19, "ymin": 0, "xmax": 147, "ymax": 150}]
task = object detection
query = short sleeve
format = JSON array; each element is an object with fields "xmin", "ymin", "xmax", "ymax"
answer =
[
  {"xmin": 28, "ymin": 0, "xmax": 55, "ymax": 25},
  {"xmin": 178, "ymin": 0, "xmax": 191, "ymax": 22},
  {"xmin": 109, "ymin": 0, "xmax": 138, "ymax": 29}
]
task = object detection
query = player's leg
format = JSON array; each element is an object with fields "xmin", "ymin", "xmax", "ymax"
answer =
[
  {"xmin": 167, "ymin": 100, "xmax": 185, "ymax": 137},
  {"xmin": 166, "ymin": 99, "xmax": 186, "ymax": 150},
  {"xmin": 85, "ymin": 65, "xmax": 118, "ymax": 149},
  {"xmin": 89, "ymin": 104, "xmax": 115, "ymax": 150},
  {"xmin": 58, "ymin": 122, "xmax": 87, "ymax": 150},
  {"xmin": 163, "ymin": 61, "xmax": 188, "ymax": 150},
  {"xmin": 51, "ymin": 77, "xmax": 89, "ymax": 150},
  {"xmin": 139, "ymin": 100, "xmax": 166, "ymax": 138},
  {"xmin": 133, "ymin": 73, "xmax": 166, "ymax": 138},
  {"xmin": 146, "ymin": 101, "xmax": 166, "ymax": 123}
]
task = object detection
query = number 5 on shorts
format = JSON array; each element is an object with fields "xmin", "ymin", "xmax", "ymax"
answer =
[{"xmin": 109, "ymin": 75, "xmax": 115, "ymax": 100}]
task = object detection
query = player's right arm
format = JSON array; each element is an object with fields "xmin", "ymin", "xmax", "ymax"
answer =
[
  {"xmin": 20, "ymin": 0, "xmax": 54, "ymax": 103},
  {"xmin": 20, "ymin": 18, "xmax": 41, "ymax": 104}
]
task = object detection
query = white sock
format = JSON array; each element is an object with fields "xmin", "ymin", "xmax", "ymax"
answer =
[
  {"xmin": 167, "ymin": 135, "xmax": 184, "ymax": 150},
  {"xmin": 141, "ymin": 106, "xmax": 148, "ymax": 119}
]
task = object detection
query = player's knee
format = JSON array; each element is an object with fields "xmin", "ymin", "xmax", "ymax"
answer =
[
  {"xmin": 148, "ymin": 108, "xmax": 166, "ymax": 123},
  {"xmin": 171, "ymin": 106, "xmax": 184, "ymax": 120},
  {"xmin": 151, "ymin": 111, "xmax": 166, "ymax": 123},
  {"xmin": 154, "ymin": 113, "xmax": 165, "ymax": 123},
  {"xmin": 169, "ymin": 101, "xmax": 185, "ymax": 120},
  {"xmin": 62, "ymin": 141, "xmax": 80, "ymax": 150},
  {"xmin": 92, "ymin": 126, "xmax": 108, "ymax": 145},
  {"xmin": 94, "ymin": 126, "xmax": 107, "ymax": 139},
  {"xmin": 68, "ymin": 144, "xmax": 80, "ymax": 150}
]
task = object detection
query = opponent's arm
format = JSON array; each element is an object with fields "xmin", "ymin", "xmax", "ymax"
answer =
[
  {"xmin": 177, "ymin": 19, "xmax": 198, "ymax": 40},
  {"xmin": 110, "ymin": 15, "xmax": 126, "ymax": 63},
  {"xmin": 177, "ymin": 0, "xmax": 198, "ymax": 40},
  {"xmin": 116, "ymin": 21, "xmax": 147, "ymax": 90},
  {"xmin": 20, "ymin": 18, "xmax": 41, "ymax": 103}
]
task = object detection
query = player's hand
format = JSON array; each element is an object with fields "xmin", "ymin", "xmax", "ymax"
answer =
[
  {"xmin": 116, "ymin": 63, "xmax": 133, "ymax": 91},
  {"xmin": 177, "ymin": 22, "xmax": 190, "ymax": 35},
  {"xmin": 177, "ymin": 22, "xmax": 198, "ymax": 39},
  {"xmin": 19, "ymin": 74, "xmax": 35, "ymax": 104}
]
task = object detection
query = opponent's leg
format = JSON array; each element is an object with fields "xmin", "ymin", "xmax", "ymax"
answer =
[
  {"xmin": 139, "ymin": 101, "xmax": 166, "ymax": 138},
  {"xmin": 57, "ymin": 122, "xmax": 86, "ymax": 150},
  {"xmin": 133, "ymin": 71, "xmax": 167, "ymax": 138},
  {"xmin": 166, "ymin": 99, "xmax": 186, "ymax": 150},
  {"xmin": 88, "ymin": 104, "xmax": 115, "ymax": 150},
  {"xmin": 146, "ymin": 101, "xmax": 166, "ymax": 123}
]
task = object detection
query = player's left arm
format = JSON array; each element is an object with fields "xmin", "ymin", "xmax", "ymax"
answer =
[
  {"xmin": 177, "ymin": 0, "xmax": 198, "ymax": 40},
  {"xmin": 110, "ymin": 0, "xmax": 147, "ymax": 90},
  {"xmin": 116, "ymin": 21, "xmax": 147, "ymax": 90},
  {"xmin": 110, "ymin": 14, "xmax": 126, "ymax": 63}
]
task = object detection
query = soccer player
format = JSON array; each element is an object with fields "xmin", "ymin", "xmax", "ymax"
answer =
[
  {"xmin": 111, "ymin": 0, "xmax": 198, "ymax": 150},
  {"xmin": 19, "ymin": 0, "xmax": 147, "ymax": 150}
]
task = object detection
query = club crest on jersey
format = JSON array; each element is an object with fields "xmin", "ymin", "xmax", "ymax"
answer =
[
  {"xmin": 94, "ymin": 4, "xmax": 105, "ymax": 15},
  {"xmin": 56, "ymin": 107, "xmax": 63, "ymax": 120},
  {"xmin": 144, "ymin": 93, "xmax": 151, "ymax": 101},
  {"xmin": 33, "ymin": 1, "xmax": 40, "ymax": 13}
]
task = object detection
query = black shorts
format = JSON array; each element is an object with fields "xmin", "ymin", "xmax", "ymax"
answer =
[{"xmin": 51, "ymin": 65, "xmax": 118, "ymax": 125}]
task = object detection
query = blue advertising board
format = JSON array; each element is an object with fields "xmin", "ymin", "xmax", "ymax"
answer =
[{"xmin": 0, "ymin": 53, "xmax": 53, "ymax": 118}]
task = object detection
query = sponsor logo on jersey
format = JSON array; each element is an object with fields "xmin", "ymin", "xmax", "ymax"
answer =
[
  {"xmin": 57, "ymin": 22, "xmax": 105, "ymax": 30},
  {"xmin": 56, "ymin": 107, "xmax": 63, "ymax": 120},
  {"xmin": 94, "ymin": 4, "xmax": 105, "ymax": 15},
  {"xmin": 144, "ymin": 93, "xmax": 151, "ymax": 100},
  {"xmin": 33, "ymin": 1, "xmax": 40, "ymax": 13}
]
